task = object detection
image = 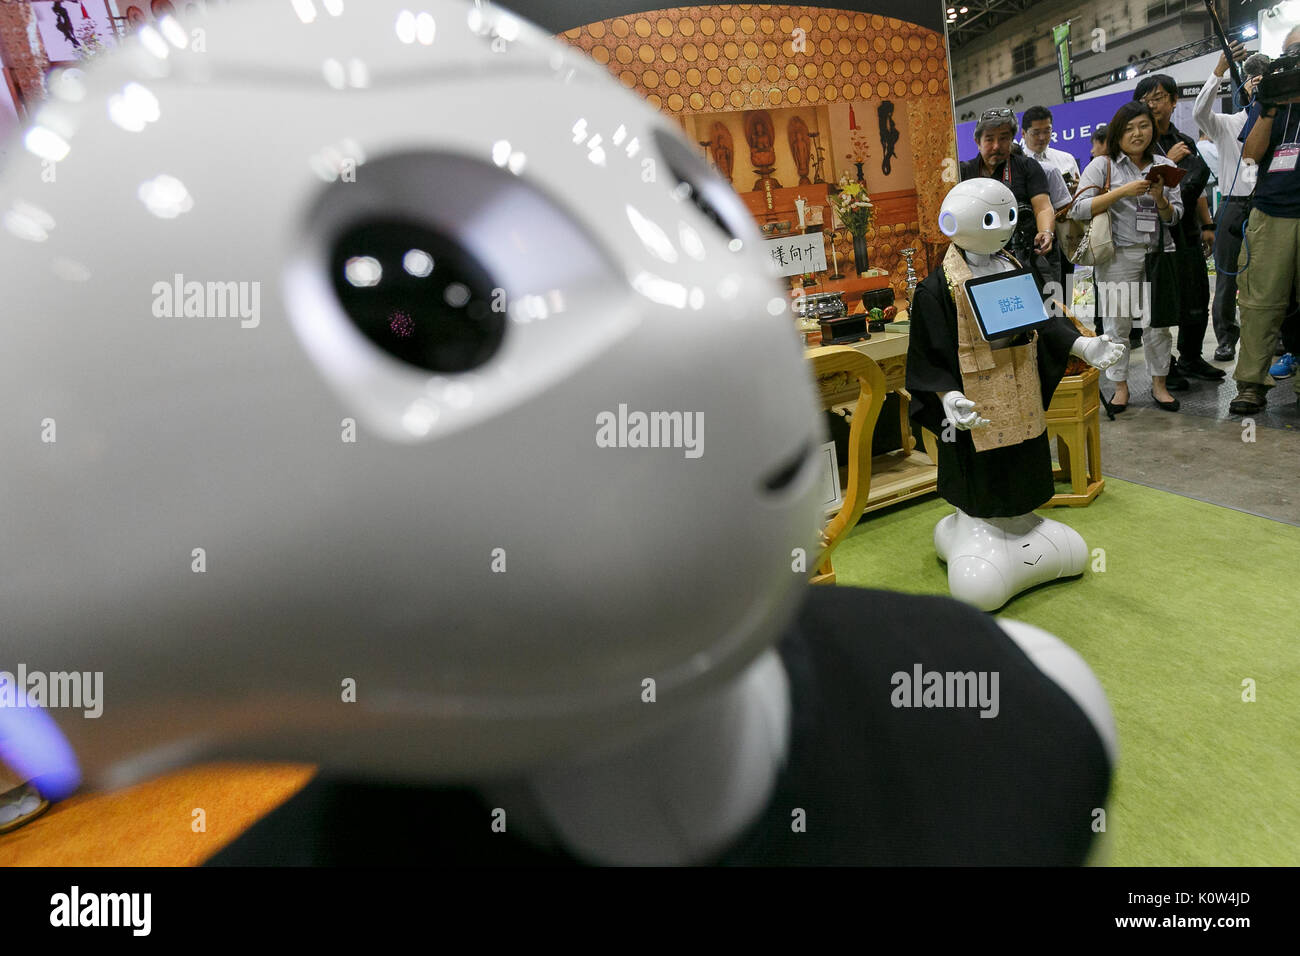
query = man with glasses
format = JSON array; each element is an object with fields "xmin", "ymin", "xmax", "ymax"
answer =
[
  {"xmin": 1020, "ymin": 105, "xmax": 1081, "ymax": 190},
  {"xmin": 960, "ymin": 107, "xmax": 1056, "ymax": 292},
  {"xmin": 1134, "ymin": 75, "xmax": 1219, "ymax": 387}
]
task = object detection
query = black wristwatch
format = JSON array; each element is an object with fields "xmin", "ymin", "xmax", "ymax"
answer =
[{"xmin": 1201, "ymin": 223, "xmax": 1215, "ymax": 231}]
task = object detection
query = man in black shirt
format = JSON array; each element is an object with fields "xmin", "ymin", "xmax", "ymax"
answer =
[
  {"xmin": 1135, "ymin": 74, "xmax": 1223, "ymax": 383},
  {"xmin": 960, "ymin": 107, "xmax": 1057, "ymax": 291}
]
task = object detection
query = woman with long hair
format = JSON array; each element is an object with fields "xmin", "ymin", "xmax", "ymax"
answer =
[{"xmin": 1070, "ymin": 102, "xmax": 1184, "ymax": 411}]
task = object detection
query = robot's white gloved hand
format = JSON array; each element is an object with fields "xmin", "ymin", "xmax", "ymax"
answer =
[
  {"xmin": 1072, "ymin": 333, "xmax": 1125, "ymax": 371},
  {"xmin": 941, "ymin": 391, "xmax": 990, "ymax": 430}
]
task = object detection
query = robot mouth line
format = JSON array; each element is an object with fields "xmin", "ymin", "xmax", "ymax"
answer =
[{"xmin": 760, "ymin": 438, "xmax": 815, "ymax": 494}]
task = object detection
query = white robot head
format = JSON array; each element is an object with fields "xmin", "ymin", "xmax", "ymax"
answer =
[
  {"xmin": 937, "ymin": 179, "xmax": 1019, "ymax": 255},
  {"xmin": 0, "ymin": 0, "xmax": 825, "ymax": 795}
]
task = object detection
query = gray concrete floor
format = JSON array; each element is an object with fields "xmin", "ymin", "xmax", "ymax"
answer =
[{"xmin": 1095, "ymin": 328, "xmax": 1300, "ymax": 527}]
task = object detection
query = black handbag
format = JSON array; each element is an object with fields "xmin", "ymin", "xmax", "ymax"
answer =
[{"xmin": 1144, "ymin": 217, "xmax": 1182, "ymax": 329}]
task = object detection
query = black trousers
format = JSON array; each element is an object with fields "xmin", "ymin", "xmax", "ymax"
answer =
[
  {"xmin": 1173, "ymin": 241, "xmax": 1211, "ymax": 360},
  {"xmin": 1212, "ymin": 197, "xmax": 1251, "ymax": 349},
  {"xmin": 1283, "ymin": 297, "xmax": 1300, "ymax": 355}
]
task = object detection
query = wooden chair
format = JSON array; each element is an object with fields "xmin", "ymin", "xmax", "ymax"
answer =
[
  {"xmin": 1044, "ymin": 366, "xmax": 1104, "ymax": 506},
  {"xmin": 806, "ymin": 346, "xmax": 887, "ymax": 585},
  {"xmin": 1044, "ymin": 303, "xmax": 1105, "ymax": 507}
]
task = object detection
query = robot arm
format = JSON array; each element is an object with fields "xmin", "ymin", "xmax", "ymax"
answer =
[
  {"xmin": 1070, "ymin": 334, "xmax": 1126, "ymax": 370},
  {"xmin": 940, "ymin": 390, "xmax": 991, "ymax": 429}
]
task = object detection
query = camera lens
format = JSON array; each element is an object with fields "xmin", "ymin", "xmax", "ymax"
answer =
[{"xmin": 328, "ymin": 218, "xmax": 505, "ymax": 373}]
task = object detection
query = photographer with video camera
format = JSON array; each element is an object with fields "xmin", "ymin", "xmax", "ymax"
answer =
[
  {"xmin": 960, "ymin": 107, "xmax": 1056, "ymax": 292},
  {"xmin": 1230, "ymin": 25, "xmax": 1300, "ymax": 415},
  {"xmin": 1193, "ymin": 41, "xmax": 1268, "ymax": 361}
]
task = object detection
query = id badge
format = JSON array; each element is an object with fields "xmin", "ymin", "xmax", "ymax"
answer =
[
  {"xmin": 1135, "ymin": 195, "xmax": 1158, "ymax": 233},
  {"xmin": 1271, "ymin": 144, "xmax": 1299, "ymax": 173}
]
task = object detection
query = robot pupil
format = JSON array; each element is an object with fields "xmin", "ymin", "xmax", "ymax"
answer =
[
  {"xmin": 328, "ymin": 219, "xmax": 505, "ymax": 373},
  {"xmin": 984, "ymin": 213, "xmax": 995, "ymax": 226}
]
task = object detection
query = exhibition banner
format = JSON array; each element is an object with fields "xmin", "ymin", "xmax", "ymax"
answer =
[
  {"xmin": 957, "ymin": 90, "xmax": 1133, "ymax": 172},
  {"xmin": 1053, "ymin": 22, "xmax": 1073, "ymax": 102}
]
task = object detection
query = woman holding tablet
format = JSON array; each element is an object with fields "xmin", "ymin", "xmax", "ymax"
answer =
[{"xmin": 1069, "ymin": 102, "xmax": 1184, "ymax": 411}]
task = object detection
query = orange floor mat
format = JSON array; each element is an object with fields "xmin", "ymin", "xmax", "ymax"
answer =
[{"xmin": 0, "ymin": 763, "xmax": 316, "ymax": 866}]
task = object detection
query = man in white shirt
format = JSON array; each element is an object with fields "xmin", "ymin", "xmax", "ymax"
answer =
[
  {"xmin": 1197, "ymin": 133, "xmax": 1219, "ymax": 197},
  {"xmin": 1193, "ymin": 43, "xmax": 1266, "ymax": 360},
  {"xmin": 1021, "ymin": 105, "xmax": 1082, "ymax": 190}
]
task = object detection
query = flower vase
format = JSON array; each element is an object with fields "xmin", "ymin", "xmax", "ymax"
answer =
[
  {"xmin": 852, "ymin": 233, "xmax": 869, "ymax": 275},
  {"xmin": 854, "ymin": 161, "xmax": 865, "ymax": 183}
]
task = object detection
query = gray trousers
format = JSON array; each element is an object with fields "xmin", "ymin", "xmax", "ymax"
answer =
[
  {"xmin": 1095, "ymin": 246, "xmax": 1174, "ymax": 381},
  {"xmin": 1212, "ymin": 197, "xmax": 1250, "ymax": 349}
]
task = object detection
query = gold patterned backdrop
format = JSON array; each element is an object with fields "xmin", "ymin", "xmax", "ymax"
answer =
[{"xmin": 558, "ymin": 4, "xmax": 959, "ymax": 295}]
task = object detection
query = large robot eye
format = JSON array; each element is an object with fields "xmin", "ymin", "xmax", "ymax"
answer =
[
  {"xmin": 983, "ymin": 211, "xmax": 1001, "ymax": 228},
  {"xmin": 1007, "ymin": 207, "xmax": 1018, "ymax": 224},
  {"xmin": 329, "ymin": 219, "xmax": 505, "ymax": 373}
]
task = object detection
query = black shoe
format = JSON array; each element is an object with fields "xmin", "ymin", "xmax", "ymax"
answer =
[
  {"xmin": 1165, "ymin": 362, "xmax": 1191, "ymax": 390},
  {"xmin": 1179, "ymin": 355, "xmax": 1227, "ymax": 380},
  {"xmin": 1151, "ymin": 390, "xmax": 1180, "ymax": 411},
  {"xmin": 1229, "ymin": 389, "xmax": 1268, "ymax": 414},
  {"xmin": 1213, "ymin": 345, "xmax": 1236, "ymax": 362}
]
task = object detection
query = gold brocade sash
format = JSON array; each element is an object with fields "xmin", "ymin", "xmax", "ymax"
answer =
[{"xmin": 942, "ymin": 244, "xmax": 1046, "ymax": 453}]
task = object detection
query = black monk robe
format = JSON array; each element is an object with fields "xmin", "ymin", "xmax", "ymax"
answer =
[{"xmin": 906, "ymin": 265, "xmax": 1081, "ymax": 518}]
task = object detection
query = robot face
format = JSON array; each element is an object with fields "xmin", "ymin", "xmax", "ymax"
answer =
[
  {"xmin": 938, "ymin": 179, "xmax": 1019, "ymax": 255},
  {"xmin": 0, "ymin": 0, "xmax": 826, "ymax": 789}
]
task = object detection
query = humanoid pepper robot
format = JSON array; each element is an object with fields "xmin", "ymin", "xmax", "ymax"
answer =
[
  {"xmin": 907, "ymin": 179, "xmax": 1126, "ymax": 612},
  {"xmin": 0, "ymin": 0, "xmax": 1115, "ymax": 864}
]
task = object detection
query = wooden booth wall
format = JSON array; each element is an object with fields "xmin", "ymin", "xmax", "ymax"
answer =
[{"xmin": 558, "ymin": 4, "xmax": 959, "ymax": 297}]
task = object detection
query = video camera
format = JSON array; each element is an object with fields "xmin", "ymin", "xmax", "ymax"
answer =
[
  {"xmin": 1009, "ymin": 201, "xmax": 1038, "ymax": 257},
  {"xmin": 1258, "ymin": 51, "xmax": 1300, "ymax": 105}
]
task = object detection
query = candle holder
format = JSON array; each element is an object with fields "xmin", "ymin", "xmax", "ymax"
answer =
[
  {"xmin": 809, "ymin": 131, "xmax": 826, "ymax": 185},
  {"xmin": 901, "ymin": 247, "xmax": 918, "ymax": 311},
  {"xmin": 698, "ymin": 140, "xmax": 714, "ymax": 170},
  {"xmin": 825, "ymin": 227, "xmax": 845, "ymax": 281}
]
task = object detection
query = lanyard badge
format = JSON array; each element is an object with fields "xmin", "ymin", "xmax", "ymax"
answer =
[
  {"xmin": 1271, "ymin": 105, "xmax": 1297, "ymax": 173},
  {"xmin": 1272, "ymin": 145, "xmax": 1298, "ymax": 173},
  {"xmin": 1135, "ymin": 194, "xmax": 1158, "ymax": 233}
]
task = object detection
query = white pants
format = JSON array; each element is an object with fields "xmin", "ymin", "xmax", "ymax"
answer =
[{"xmin": 1094, "ymin": 245, "xmax": 1173, "ymax": 382}]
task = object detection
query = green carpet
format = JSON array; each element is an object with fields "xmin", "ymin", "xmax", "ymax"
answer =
[{"xmin": 831, "ymin": 477, "xmax": 1300, "ymax": 866}]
